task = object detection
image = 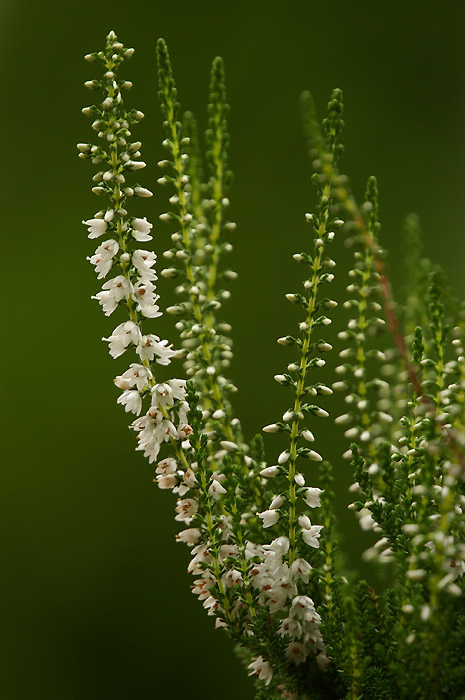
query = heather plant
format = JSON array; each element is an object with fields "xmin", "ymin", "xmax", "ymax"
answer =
[{"xmin": 78, "ymin": 31, "xmax": 465, "ymax": 700}]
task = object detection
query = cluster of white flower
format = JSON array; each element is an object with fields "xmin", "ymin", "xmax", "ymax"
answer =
[
  {"xmin": 249, "ymin": 192, "xmax": 341, "ymax": 685},
  {"xmin": 188, "ymin": 539, "xmax": 242, "ymax": 624},
  {"xmin": 80, "ymin": 31, "xmax": 190, "ymax": 475},
  {"xmin": 246, "ymin": 535, "xmax": 326, "ymax": 681},
  {"xmin": 83, "ymin": 215, "xmax": 162, "ymax": 319}
]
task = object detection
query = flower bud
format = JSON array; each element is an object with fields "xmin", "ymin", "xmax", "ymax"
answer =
[
  {"xmin": 260, "ymin": 466, "xmax": 280, "ymax": 477},
  {"xmin": 220, "ymin": 440, "xmax": 240, "ymax": 452},
  {"xmin": 263, "ymin": 424, "xmax": 280, "ymax": 433}
]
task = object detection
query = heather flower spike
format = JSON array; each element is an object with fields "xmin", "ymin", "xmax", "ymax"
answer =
[{"xmin": 79, "ymin": 33, "xmax": 465, "ymax": 700}]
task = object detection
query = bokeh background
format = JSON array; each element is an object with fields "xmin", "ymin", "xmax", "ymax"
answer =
[{"xmin": 3, "ymin": 1, "xmax": 465, "ymax": 698}]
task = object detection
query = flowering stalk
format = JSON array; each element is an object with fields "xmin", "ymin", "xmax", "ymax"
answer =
[
  {"xmin": 334, "ymin": 176, "xmax": 389, "ymax": 468},
  {"xmin": 156, "ymin": 40, "xmax": 238, "ymax": 449},
  {"xmin": 79, "ymin": 31, "xmax": 189, "ymax": 473},
  {"xmin": 301, "ymin": 90, "xmax": 419, "ymax": 399},
  {"xmin": 262, "ymin": 90, "xmax": 344, "ymax": 565}
]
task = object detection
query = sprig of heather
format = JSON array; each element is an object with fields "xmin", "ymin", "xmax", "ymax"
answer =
[
  {"xmin": 249, "ymin": 92, "xmax": 345, "ymax": 682},
  {"xmin": 80, "ymin": 34, "xmax": 249, "ymax": 642},
  {"xmin": 333, "ymin": 177, "xmax": 391, "ymax": 473},
  {"xmin": 261, "ymin": 90, "xmax": 344, "ymax": 566},
  {"xmin": 156, "ymin": 40, "xmax": 239, "ymax": 450},
  {"xmin": 301, "ymin": 90, "xmax": 412, "ymax": 397},
  {"xmin": 79, "ymin": 31, "xmax": 191, "ymax": 474}
]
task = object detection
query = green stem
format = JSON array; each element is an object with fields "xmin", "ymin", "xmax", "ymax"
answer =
[{"xmin": 288, "ymin": 183, "xmax": 330, "ymax": 563}]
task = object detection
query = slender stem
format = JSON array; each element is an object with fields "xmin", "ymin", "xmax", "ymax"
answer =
[{"xmin": 288, "ymin": 183, "xmax": 330, "ymax": 563}]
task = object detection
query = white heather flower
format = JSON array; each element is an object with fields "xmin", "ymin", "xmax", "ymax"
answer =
[
  {"xmin": 136, "ymin": 335, "xmax": 177, "ymax": 365},
  {"xmin": 114, "ymin": 363, "xmax": 152, "ymax": 391},
  {"xmin": 289, "ymin": 595, "xmax": 321, "ymax": 623},
  {"xmin": 315, "ymin": 653, "xmax": 330, "ymax": 671},
  {"xmin": 259, "ymin": 509, "xmax": 279, "ymax": 528},
  {"xmin": 139, "ymin": 302, "xmax": 162, "ymax": 319},
  {"xmin": 103, "ymin": 321, "xmax": 141, "ymax": 358},
  {"xmin": 156, "ymin": 457, "xmax": 177, "ymax": 475},
  {"xmin": 156, "ymin": 474, "xmax": 177, "ymax": 489},
  {"xmin": 177, "ymin": 400, "xmax": 189, "ymax": 427},
  {"xmin": 117, "ymin": 389, "xmax": 142, "ymax": 415},
  {"xmin": 285, "ymin": 641, "xmax": 308, "ymax": 665},
  {"xmin": 301, "ymin": 523, "xmax": 323, "ymax": 548},
  {"xmin": 219, "ymin": 544, "xmax": 238, "ymax": 562},
  {"xmin": 83, "ymin": 217, "xmax": 107, "ymax": 239},
  {"xmin": 132, "ymin": 249, "xmax": 158, "ymax": 280},
  {"xmin": 209, "ymin": 479, "xmax": 227, "ymax": 500},
  {"xmin": 152, "ymin": 382, "xmax": 175, "ymax": 407},
  {"xmin": 154, "ymin": 419, "xmax": 178, "ymax": 443},
  {"xmin": 176, "ymin": 528, "xmax": 201, "ymax": 546},
  {"xmin": 263, "ymin": 535, "xmax": 290, "ymax": 558},
  {"xmin": 267, "ymin": 584, "xmax": 292, "ymax": 613},
  {"xmin": 303, "ymin": 487, "xmax": 323, "ymax": 508},
  {"xmin": 131, "ymin": 408, "xmax": 162, "ymax": 433},
  {"xmin": 131, "ymin": 217, "xmax": 153, "ymax": 241},
  {"xmin": 88, "ymin": 239, "xmax": 119, "ymax": 279},
  {"xmin": 248, "ymin": 656, "xmax": 273, "ymax": 686},
  {"xmin": 191, "ymin": 577, "xmax": 210, "ymax": 601},
  {"xmin": 133, "ymin": 277, "xmax": 156, "ymax": 299},
  {"xmin": 175, "ymin": 498, "xmax": 198, "ymax": 522},
  {"xmin": 168, "ymin": 379, "xmax": 186, "ymax": 401},
  {"xmin": 133, "ymin": 279, "xmax": 162, "ymax": 318},
  {"xmin": 183, "ymin": 468, "xmax": 197, "ymax": 488},
  {"xmin": 92, "ymin": 275, "xmax": 133, "ymax": 315},
  {"xmin": 177, "ymin": 423, "xmax": 193, "ymax": 439},
  {"xmin": 133, "ymin": 411, "xmax": 178, "ymax": 463},
  {"xmin": 279, "ymin": 617, "xmax": 303, "ymax": 638},
  {"xmin": 290, "ymin": 558, "xmax": 312, "ymax": 583},
  {"xmin": 223, "ymin": 569, "xmax": 243, "ymax": 587},
  {"xmin": 202, "ymin": 594, "xmax": 220, "ymax": 615}
]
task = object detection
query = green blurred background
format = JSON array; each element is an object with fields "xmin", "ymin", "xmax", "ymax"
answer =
[{"xmin": 3, "ymin": 0, "xmax": 465, "ymax": 698}]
